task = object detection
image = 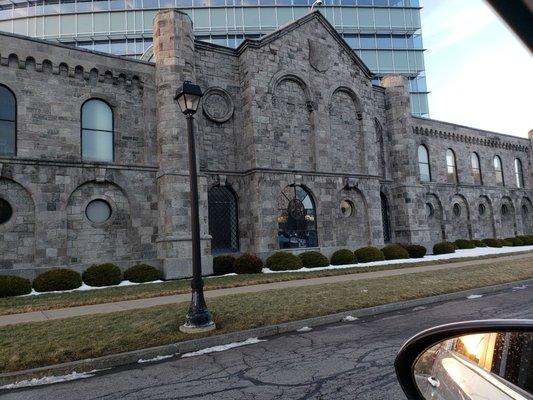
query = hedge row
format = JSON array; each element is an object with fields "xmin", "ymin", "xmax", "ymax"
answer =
[
  {"xmin": 431, "ymin": 235, "xmax": 533, "ymax": 254},
  {"xmin": 0, "ymin": 263, "xmax": 162, "ymax": 298}
]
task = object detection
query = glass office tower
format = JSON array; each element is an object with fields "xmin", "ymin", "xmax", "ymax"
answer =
[{"xmin": 0, "ymin": 0, "xmax": 429, "ymax": 115}]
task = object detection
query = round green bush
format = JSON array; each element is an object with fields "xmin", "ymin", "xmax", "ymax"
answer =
[
  {"xmin": 123, "ymin": 264, "xmax": 161, "ymax": 283},
  {"xmin": 33, "ymin": 268, "xmax": 82, "ymax": 292},
  {"xmin": 299, "ymin": 251, "xmax": 329, "ymax": 268},
  {"xmin": 433, "ymin": 242, "xmax": 456, "ymax": 255},
  {"xmin": 82, "ymin": 263, "xmax": 122, "ymax": 287},
  {"xmin": 330, "ymin": 249, "xmax": 356, "ymax": 265},
  {"xmin": 505, "ymin": 237, "xmax": 524, "ymax": 246},
  {"xmin": 266, "ymin": 252, "xmax": 303, "ymax": 271},
  {"xmin": 382, "ymin": 244, "xmax": 410, "ymax": 260},
  {"xmin": 472, "ymin": 240, "xmax": 486, "ymax": 247},
  {"xmin": 501, "ymin": 238, "xmax": 514, "ymax": 247},
  {"xmin": 354, "ymin": 246, "xmax": 385, "ymax": 263},
  {"xmin": 212, "ymin": 255, "xmax": 236, "ymax": 275},
  {"xmin": 403, "ymin": 244, "xmax": 427, "ymax": 258},
  {"xmin": 482, "ymin": 238, "xmax": 503, "ymax": 248},
  {"xmin": 520, "ymin": 235, "xmax": 533, "ymax": 245},
  {"xmin": 234, "ymin": 253, "xmax": 263, "ymax": 274},
  {"xmin": 454, "ymin": 239, "xmax": 476, "ymax": 249},
  {"xmin": 0, "ymin": 275, "xmax": 32, "ymax": 298}
]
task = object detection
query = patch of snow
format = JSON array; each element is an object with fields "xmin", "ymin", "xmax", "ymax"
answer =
[
  {"xmin": 261, "ymin": 245, "xmax": 533, "ymax": 274},
  {"xmin": 296, "ymin": 326, "xmax": 312, "ymax": 332},
  {"xmin": 342, "ymin": 315, "xmax": 358, "ymax": 322},
  {"xmin": 205, "ymin": 273, "xmax": 237, "ymax": 279},
  {"xmin": 513, "ymin": 285, "xmax": 528, "ymax": 290},
  {"xmin": 0, "ymin": 370, "xmax": 99, "ymax": 390},
  {"xmin": 138, "ymin": 354, "xmax": 175, "ymax": 363},
  {"xmin": 412, "ymin": 306, "xmax": 427, "ymax": 311},
  {"xmin": 361, "ymin": 289, "xmax": 369, "ymax": 293},
  {"xmin": 467, "ymin": 294, "xmax": 483, "ymax": 299},
  {"xmin": 181, "ymin": 337, "xmax": 265, "ymax": 358},
  {"xmin": 22, "ymin": 280, "xmax": 166, "ymax": 297}
]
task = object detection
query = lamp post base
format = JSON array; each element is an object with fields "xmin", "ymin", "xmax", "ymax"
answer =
[{"xmin": 179, "ymin": 321, "xmax": 216, "ymax": 334}]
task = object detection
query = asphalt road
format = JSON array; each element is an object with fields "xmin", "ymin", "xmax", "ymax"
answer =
[{"xmin": 3, "ymin": 285, "xmax": 532, "ymax": 400}]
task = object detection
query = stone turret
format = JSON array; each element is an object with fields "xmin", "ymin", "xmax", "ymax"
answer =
[
  {"xmin": 382, "ymin": 75, "xmax": 431, "ymax": 247},
  {"xmin": 153, "ymin": 10, "xmax": 212, "ymax": 278}
]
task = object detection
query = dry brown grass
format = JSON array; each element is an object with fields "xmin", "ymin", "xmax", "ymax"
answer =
[{"xmin": 0, "ymin": 258, "xmax": 532, "ymax": 373}]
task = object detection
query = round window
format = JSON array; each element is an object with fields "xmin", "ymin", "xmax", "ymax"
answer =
[
  {"xmin": 85, "ymin": 199, "xmax": 112, "ymax": 224},
  {"xmin": 0, "ymin": 198, "xmax": 13, "ymax": 225},
  {"xmin": 501, "ymin": 204, "xmax": 508, "ymax": 216},
  {"xmin": 478, "ymin": 203, "xmax": 486, "ymax": 216},
  {"xmin": 453, "ymin": 203, "xmax": 461, "ymax": 217},
  {"xmin": 340, "ymin": 200, "xmax": 354, "ymax": 218},
  {"xmin": 425, "ymin": 203, "xmax": 434, "ymax": 218}
]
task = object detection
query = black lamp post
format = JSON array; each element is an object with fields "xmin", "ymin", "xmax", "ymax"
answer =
[{"xmin": 174, "ymin": 81, "xmax": 215, "ymax": 333}]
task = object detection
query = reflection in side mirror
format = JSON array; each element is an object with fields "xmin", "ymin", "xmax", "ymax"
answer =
[
  {"xmin": 414, "ymin": 332, "xmax": 533, "ymax": 400},
  {"xmin": 395, "ymin": 320, "xmax": 533, "ymax": 400}
]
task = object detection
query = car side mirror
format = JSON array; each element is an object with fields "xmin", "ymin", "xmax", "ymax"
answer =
[{"xmin": 395, "ymin": 320, "xmax": 533, "ymax": 400}]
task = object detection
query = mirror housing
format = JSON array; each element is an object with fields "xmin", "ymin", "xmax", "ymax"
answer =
[{"xmin": 394, "ymin": 319, "xmax": 533, "ymax": 400}]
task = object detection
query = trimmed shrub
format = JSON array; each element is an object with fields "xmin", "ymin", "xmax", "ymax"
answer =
[
  {"xmin": 500, "ymin": 238, "xmax": 513, "ymax": 247},
  {"xmin": 472, "ymin": 240, "xmax": 486, "ymax": 247},
  {"xmin": 234, "ymin": 253, "xmax": 263, "ymax": 274},
  {"xmin": 33, "ymin": 268, "xmax": 82, "ymax": 292},
  {"xmin": 520, "ymin": 235, "xmax": 533, "ymax": 245},
  {"xmin": 0, "ymin": 275, "xmax": 32, "ymax": 298},
  {"xmin": 82, "ymin": 263, "xmax": 122, "ymax": 287},
  {"xmin": 330, "ymin": 249, "xmax": 356, "ymax": 265},
  {"xmin": 299, "ymin": 251, "xmax": 329, "ymax": 268},
  {"xmin": 482, "ymin": 238, "xmax": 503, "ymax": 248},
  {"xmin": 382, "ymin": 244, "xmax": 410, "ymax": 260},
  {"xmin": 433, "ymin": 242, "xmax": 456, "ymax": 255},
  {"xmin": 212, "ymin": 255, "xmax": 236, "ymax": 276},
  {"xmin": 506, "ymin": 237, "xmax": 524, "ymax": 246},
  {"xmin": 454, "ymin": 239, "xmax": 476, "ymax": 249},
  {"xmin": 266, "ymin": 252, "xmax": 303, "ymax": 271},
  {"xmin": 124, "ymin": 264, "xmax": 161, "ymax": 283},
  {"xmin": 403, "ymin": 244, "xmax": 427, "ymax": 258},
  {"xmin": 354, "ymin": 246, "xmax": 385, "ymax": 263}
]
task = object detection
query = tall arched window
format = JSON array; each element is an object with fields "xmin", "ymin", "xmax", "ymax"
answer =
[
  {"xmin": 81, "ymin": 99, "xmax": 114, "ymax": 162},
  {"xmin": 0, "ymin": 84, "xmax": 16, "ymax": 156},
  {"xmin": 471, "ymin": 152, "xmax": 482, "ymax": 185},
  {"xmin": 446, "ymin": 149, "xmax": 458, "ymax": 183},
  {"xmin": 277, "ymin": 185, "xmax": 317, "ymax": 249},
  {"xmin": 494, "ymin": 155, "xmax": 504, "ymax": 186},
  {"xmin": 380, "ymin": 193, "xmax": 391, "ymax": 243},
  {"xmin": 514, "ymin": 158, "xmax": 524, "ymax": 188},
  {"xmin": 208, "ymin": 186, "xmax": 239, "ymax": 253},
  {"xmin": 417, "ymin": 145, "xmax": 431, "ymax": 182},
  {"xmin": 375, "ymin": 119, "xmax": 386, "ymax": 178}
]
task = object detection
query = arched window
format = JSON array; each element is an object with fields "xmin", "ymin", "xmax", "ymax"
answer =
[
  {"xmin": 375, "ymin": 119, "xmax": 385, "ymax": 178},
  {"xmin": 417, "ymin": 145, "xmax": 431, "ymax": 182},
  {"xmin": 208, "ymin": 186, "xmax": 239, "ymax": 253},
  {"xmin": 380, "ymin": 193, "xmax": 391, "ymax": 243},
  {"xmin": 494, "ymin": 155, "xmax": 504, "ymax": 186},
  {"xmin": 514, "ymin": 158, "xmax": 524, "ymax": 188},
  {"xmin": 471, "ymin": 152, "xmax": 482, "ymax": 185},
  {"xmin": 81, "ymin": 99, "xmax": 113, "ymax": 162},
  {"xmin": 0, "ymin": 84, "xmax": 16, "ymax": 156},
  {"xmin": 446, "ymin": 149, "xmax": 458, "ymax": 184},
  {"xmin": 277, "ymin": 185, "xmax": 317, "ymax": 249}
]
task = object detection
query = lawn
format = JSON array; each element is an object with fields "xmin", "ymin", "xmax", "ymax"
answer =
[
  {"xmin": 1, "ymin": 251, "xmax": 531, "ymax": 316},
  {"xmin": 0, "ymin": 257, "xmax": 532, "ymax": 373}
]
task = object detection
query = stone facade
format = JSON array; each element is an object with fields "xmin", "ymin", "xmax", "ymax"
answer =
[{"xmin": 0, "ymin": 10, "xmax": 531, "ymax": 279}]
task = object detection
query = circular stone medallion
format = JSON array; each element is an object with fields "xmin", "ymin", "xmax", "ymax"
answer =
[{"xmin": 202, "ymin": 88, "xmax": 234, "ymax": 123}]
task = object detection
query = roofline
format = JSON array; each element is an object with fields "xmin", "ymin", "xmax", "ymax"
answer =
[
  {"xmin": 411, "ymin": 115, "xmax": 531, "ymax": 143},
  {"xmin": 0, "ymin": 31, "xmax": 155, "ymax": 66}
]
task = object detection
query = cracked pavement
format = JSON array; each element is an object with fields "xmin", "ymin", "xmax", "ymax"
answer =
[{"xmin": 3, "ymin": 285, "xmax": 532, "ymax": 400}]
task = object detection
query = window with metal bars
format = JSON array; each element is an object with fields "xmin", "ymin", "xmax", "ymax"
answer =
[{"xmin": 208, "ymin": 186, "xmax": 239, "ymax": 253}]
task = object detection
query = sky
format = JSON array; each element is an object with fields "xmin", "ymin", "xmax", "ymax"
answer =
[{"xmin": 420, "ymin": 0, "xmax": 532, "ymax": 138}]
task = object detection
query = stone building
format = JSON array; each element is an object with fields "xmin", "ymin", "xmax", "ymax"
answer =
[{"xmin": 0, "ymin": 10, "xmax": 531, "ymax": 279}]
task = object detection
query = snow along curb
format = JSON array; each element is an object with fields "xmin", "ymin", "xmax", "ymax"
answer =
[{"xmin": 1, "ymin": 278, "xmax": 531, "ymax": 387}]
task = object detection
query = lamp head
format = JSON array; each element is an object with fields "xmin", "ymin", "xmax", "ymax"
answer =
[{"xmin": 174, "ymin": 81, "xmax": 203, "ymax": 115}]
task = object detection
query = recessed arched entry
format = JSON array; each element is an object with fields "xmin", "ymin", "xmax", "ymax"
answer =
[
  {"xmin": 380, "ymin": 192, "xmax": 391, "ymax": 243},
  {"xmin": 277, "ymin": 185, "xmax": 318, "ymax": 249},
  {"xmin": 208, "ymin": 186, "xmax": 239, "ymax": 254}
]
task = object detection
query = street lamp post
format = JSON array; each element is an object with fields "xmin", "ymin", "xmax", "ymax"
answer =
[{"xmin": 174, "ymin": 81, "xmax": 216, "ymax": 333}]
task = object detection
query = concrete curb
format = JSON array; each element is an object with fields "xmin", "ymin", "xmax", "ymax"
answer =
[{"xmin": 1, "ymin": 278, "xmax": 531, "ymax": 386}]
